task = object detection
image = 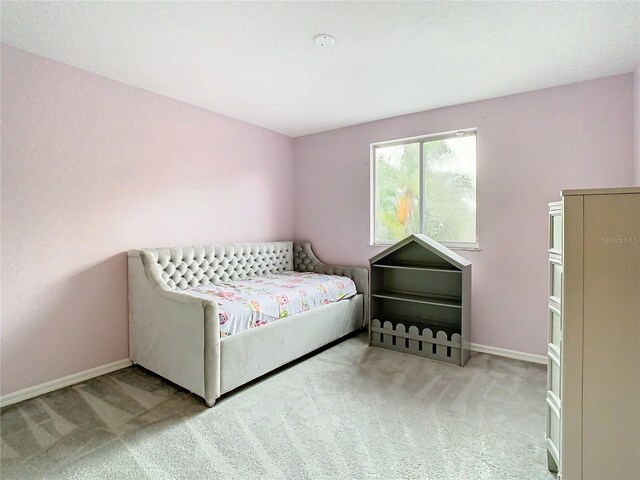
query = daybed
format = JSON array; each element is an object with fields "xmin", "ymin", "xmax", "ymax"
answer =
[{"xmin": 127, "ymin": 241, "xmax": 368, "ymax": 406}]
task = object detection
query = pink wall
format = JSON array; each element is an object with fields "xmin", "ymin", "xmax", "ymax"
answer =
[
  {"xmin": 0, "ymin": 45, "xmax": 294, "ymax": 395},
  {"xmin": 293, "ymin": 74, "xmax": 635, "ymax": 356}
]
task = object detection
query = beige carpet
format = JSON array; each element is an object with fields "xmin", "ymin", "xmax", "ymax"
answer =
[{"xmin": 1, "ymin": 333, "xmax": 555, "ymax": 479}]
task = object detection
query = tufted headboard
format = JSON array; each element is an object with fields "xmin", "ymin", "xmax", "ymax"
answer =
[{"xmin": 137, "ymin": 242, "xmax": 294, "ymax": 290}]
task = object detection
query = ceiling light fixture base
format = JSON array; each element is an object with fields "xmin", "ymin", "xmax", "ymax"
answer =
[{"xmin": 314, "ymin": 34, "xmax": 335, "ymax": 47}]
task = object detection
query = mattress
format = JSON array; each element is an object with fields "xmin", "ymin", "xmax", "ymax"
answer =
[{"xmin": 187, "ymin": 271, "xmax": 357, "ymax": 337}]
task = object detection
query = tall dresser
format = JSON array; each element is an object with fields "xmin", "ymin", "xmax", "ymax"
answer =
[{"xmin": 546, "ymin": 187, "xmax": 640, "ymax": 480}]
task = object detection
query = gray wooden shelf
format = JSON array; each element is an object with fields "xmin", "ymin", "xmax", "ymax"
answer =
[
  {"xmin": 369, "ymin": 234, "xmax": 471, "ymax": 367},
  {"xmin": 372, "ymin": 291, "xmax": 462, "ymax": 308}
]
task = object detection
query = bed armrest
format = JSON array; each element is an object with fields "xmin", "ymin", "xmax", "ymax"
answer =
[
  {"xmin": 129, "ymin": 249, "xmax": 221, "ymax": 406},
  {"xmin": 293, "ymin": 242, "xmax": 369, "ymax": 327},
  {"xmin": 138, "ymin": 250, "xmax": 213, "ymax": 305}
]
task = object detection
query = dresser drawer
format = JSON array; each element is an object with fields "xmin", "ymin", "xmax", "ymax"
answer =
[
  {"xmin": 548, "ymin": 348, "xmax": 561, "ymax": 398},
  {"xmin": 549, "ymin": 207, "xmax": 563, "ymax": 255},
  {"xmin": 546, "ymin": 393, "xmax": 561, "ymax": 463},
  {"xmin": 549, "ymin": 259, "xmax": 562, "ymax": 303},
  {"xmin": 548, "ymin": 302, "xmax": 562, "ymax": 351}
]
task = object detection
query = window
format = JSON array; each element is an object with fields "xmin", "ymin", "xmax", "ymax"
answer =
[{"xmin": 371, "ymin": 129, "xmax": 477, "ymax": 249}]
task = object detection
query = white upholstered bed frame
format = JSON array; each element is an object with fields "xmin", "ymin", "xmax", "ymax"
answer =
[{"xmin": 128, "ymin": 241, "xmax": 368, "ymax": 407}]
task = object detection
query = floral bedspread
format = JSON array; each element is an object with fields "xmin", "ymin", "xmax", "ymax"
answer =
[{"xmin": 186, "ymin": 271, "xmax": 357, "ymax": 337}]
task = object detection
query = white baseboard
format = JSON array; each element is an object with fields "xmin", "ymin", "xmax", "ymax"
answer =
[
  {"xmin": 0, "ymin": 343, "xmax": 544, "ymax": 407},
  {"xmin": 0, "ymin": 359, "xmax": 132, "ymax": 408},
  {"xmin": 471, "ymin": 343, "xmax": 546, "ymax": 365}
]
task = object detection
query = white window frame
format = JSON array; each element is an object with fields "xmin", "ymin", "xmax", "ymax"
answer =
[{"xmin": 370, "ymin": 128, "xmax": 479, "ymax": 250}]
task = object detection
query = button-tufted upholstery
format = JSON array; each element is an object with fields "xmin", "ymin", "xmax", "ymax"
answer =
[
  {"xmin": 141, "ymin": 242, "xmax": 294, "ymax": 290},
  {"xmin": 136, "ymin": 241, "xmax": 368, "ymax": 327}
]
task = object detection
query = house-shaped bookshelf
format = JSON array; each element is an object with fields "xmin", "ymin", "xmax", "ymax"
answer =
[{"xmin": 369, "ymin": 234, "xmax": 471, "ymax": 366}]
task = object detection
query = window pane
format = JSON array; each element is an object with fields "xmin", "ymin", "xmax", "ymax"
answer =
[
  {"xmin": 423, "ymin": 136, "xmax": 476, "ymax": 244},
  {"xmin": 374, "ymin": 143, "xmax": 420, "ymax": 242}
]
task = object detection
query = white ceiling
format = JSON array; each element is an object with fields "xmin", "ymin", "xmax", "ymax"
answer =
[{"xmin": 2, "ymin": 1, "xmax": 639, "ymax": 137}]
